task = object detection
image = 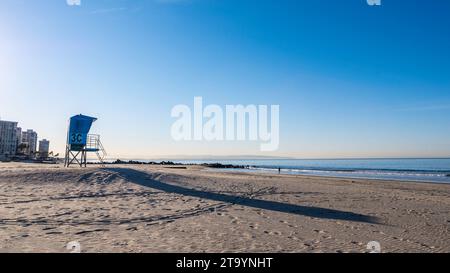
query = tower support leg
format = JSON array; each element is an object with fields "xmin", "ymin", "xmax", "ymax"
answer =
[{"xmin": 65, "ymin": 149, "xmax": 87, "ymax": 168}]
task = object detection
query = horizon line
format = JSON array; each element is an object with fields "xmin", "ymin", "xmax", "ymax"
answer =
[{"xmin": 105, "ymin": 156, "xmax": 450, "ymax": 161}]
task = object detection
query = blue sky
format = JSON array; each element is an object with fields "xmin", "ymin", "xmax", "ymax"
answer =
[{"xmin": 1, "ymin": 0, "xmax": 450, "ymax": 158}]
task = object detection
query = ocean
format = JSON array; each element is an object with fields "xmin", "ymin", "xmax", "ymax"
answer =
[{"xmin": 173, "ymin": 158, "xmax": 450, "ymax": 184}]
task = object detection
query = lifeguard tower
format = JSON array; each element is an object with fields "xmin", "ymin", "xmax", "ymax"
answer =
[{"xmin": 64, "ymin": 114, "xmax": 107, "ymax": 167}]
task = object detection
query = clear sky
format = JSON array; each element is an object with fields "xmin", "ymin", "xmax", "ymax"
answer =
[{"xmin": 1, "ymin": 0, "xmax": 450, "ymax": 159}]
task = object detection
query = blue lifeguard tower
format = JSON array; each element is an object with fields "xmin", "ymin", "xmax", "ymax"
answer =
[{"xmin": 64, "ymin": 114, "xmax": 107, "ymax": 167}]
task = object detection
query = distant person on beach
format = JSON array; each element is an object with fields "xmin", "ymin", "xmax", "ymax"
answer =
[{"xmin": 278, "ymin": 168, "xmax": 281, "ymax": 174}]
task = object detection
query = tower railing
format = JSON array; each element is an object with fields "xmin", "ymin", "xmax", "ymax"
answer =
[{"xmin": 86, "ymin": 134, "xmax": 107, "ymax": 164}]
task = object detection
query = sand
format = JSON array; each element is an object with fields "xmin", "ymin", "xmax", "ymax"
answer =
[{"xmin": 0, "ymin": 162, "xmax": 448, "ymax": 253}]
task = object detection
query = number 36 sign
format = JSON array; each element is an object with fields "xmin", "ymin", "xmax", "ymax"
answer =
[{"xmin": 69, "ymin": 132, "xmax": 86, "ymax": 145}]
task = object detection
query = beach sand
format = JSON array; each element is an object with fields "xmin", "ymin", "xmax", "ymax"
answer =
[{"xmin": 0, "ymin": 163, "xmax": 448, "ymax": 253}]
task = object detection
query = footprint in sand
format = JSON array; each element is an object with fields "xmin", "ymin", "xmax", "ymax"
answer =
[
  {"xmin": 280, "ymin": 220, "xmax": 298, "ymax": 228},
  {"xmin": 351, "ymin": 241, "xmax": 364, "ymax": 246},
  {"xmin": 256, "ymin": 210, "xmax": 270, "ymax": 219},
  {"xmin": 263, "ymin": 230, "xmax": 282, "ymax": 236},
  {"xmin": 126, "ymin": 226, "xmax": 138, "ymax": 231},
  {"xmin": 313, "ymin": 229, "xmax": 327, "ymax": 234},
  {"xmin": 228, "ymin": 215, "xmax": 240, "ymax": 224},
  {"xmin": 42, "ymin": 227, "xmax": 57, "ymax": 231},
  {"xmin": 75, "ymin": 229, "xmax": 109, "ymax": 235},
  {"xmin": 231, "ymin": 219, "xmax": 240, "ymax": 224},
  {"xmin": 46, "ymin": 231, "xmax": 63, "ymax": 235}
]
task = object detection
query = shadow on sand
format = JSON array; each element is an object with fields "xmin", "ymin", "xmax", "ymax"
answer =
[{"xmin": 107, "ymin": 168, "xmax": 380, "ymax": 224}]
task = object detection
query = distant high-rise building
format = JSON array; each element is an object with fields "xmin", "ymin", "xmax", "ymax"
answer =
[
  {"xmin": 0, "ymin": 120, "xmax": 18, "ymax": 160},
  {"xmin": 16, "ymin": 127, "xmax": 22, "ymax": 148},
  {"xmin": 38, "ymin": 139, "xmax": 50, "ymax": 158},
  {"xmin": 21, "ymin": 129, "xmax": 38, "ymax": 156}
]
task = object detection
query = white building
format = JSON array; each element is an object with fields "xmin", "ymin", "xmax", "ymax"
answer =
[
  {"xmin": 38, "ymin": 139, "xmax": 50, "ymax": 158},
  {"xmin": 16, "ymin": 127, "xmax": 22, "ymax": 148},
  {"xmin": 0, "ymin": 120, "xmax": 18, "ymax": 160},
  {"xmin": 21, "ymin": 129, "xmax": 38, "ymax": 156}
]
